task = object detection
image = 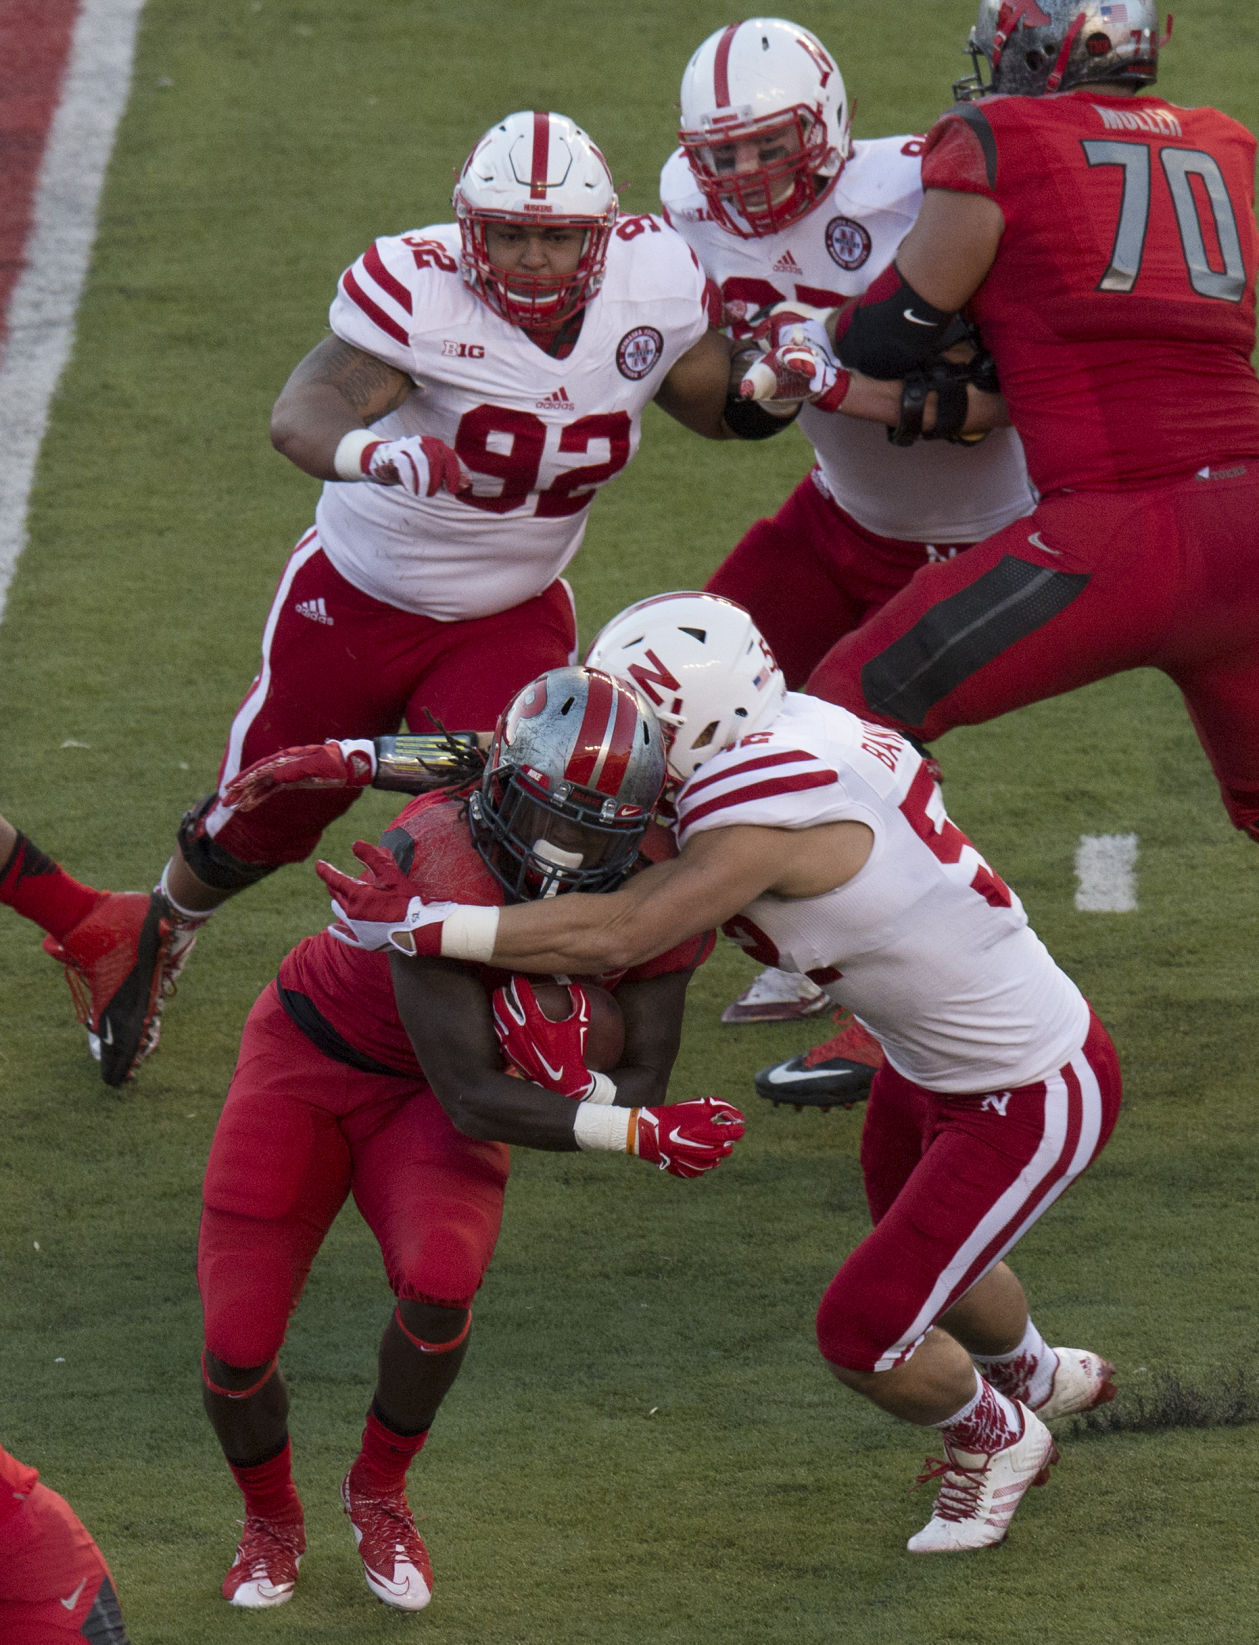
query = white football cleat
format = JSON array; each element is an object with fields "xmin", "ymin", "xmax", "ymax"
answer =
[
  {"xmin": 221, "ymin": 1514, "xmax": 304, "ymax": 1607},
  {"xmin": 1035, "ymin": 1347, "xmax": 1116, "ymax": 1421},
  {"xmin": 721, "ymin": 966, "xmax": 830, "ymax": 1024},
  {"xmin": 907, "ymin": 1403, "xmax": 1058, "ymax": 1554},
  {"xmin": 341, "ymin": 1472, "xmax": 433, "ymax": 1611}
]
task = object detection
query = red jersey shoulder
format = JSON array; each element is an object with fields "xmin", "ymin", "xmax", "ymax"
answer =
[{"xmin": 380, "ymin": 789, "xmax": 503, "ymax": 907}]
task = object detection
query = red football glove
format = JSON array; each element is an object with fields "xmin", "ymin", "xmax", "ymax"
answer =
[
  {"xmin": 633, "ymin": 1098, "xmax": 745, "ymax": 1179},
  {"xmin": 223, "ymin": 739, "xmax": 377, "ymax": 813},
  {"xmin": 315, "ymin": 841, "xmax": 457, "ymax": 954},
  {"xmin": 492, "ymin": 977, "xmax": 599, "ymax": 1100},
  {"xmin": 364, "ymin": 434, "xmax": 472, "ymax": 498}
]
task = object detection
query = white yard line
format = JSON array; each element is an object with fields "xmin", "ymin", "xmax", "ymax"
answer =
[
  {"xmin": 0, "ymin": 0, "xmax": 147, "ymax": 619},
  {"xmin": 1074, "ymin": 832, "xmax": 1139, "ymax": 912}
]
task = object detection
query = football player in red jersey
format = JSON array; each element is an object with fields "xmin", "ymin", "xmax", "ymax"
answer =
[
  {"xmin": 741, "ymin": 0, "xmax": 1259, "ymax": 1083},
  {"xmin": 195, "ymin": 667, "xmax": 741, "ymax": 1613},
  {"xmin": 0, "ymin": 1442, "xmax": 130, "ymax": 1643}
]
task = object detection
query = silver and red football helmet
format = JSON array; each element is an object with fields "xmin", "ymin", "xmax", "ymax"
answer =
[
  {"xmin": 955, "ymin": 0, "xmax": 1165, "ymax": 100},
  {"xmin": 453, "ymin": 110, "xmax": 618, "ymax": 327},
  {"xmin": 585, "ymin": 593, "xmax": 786, "ymax": 785},
  {"xmin": 678, "ymin": 18, "xmax": 850, "ymax": 238},
  {"xmin": 470, "ymin": 667, "xmax": 666, "ymax": 901}
]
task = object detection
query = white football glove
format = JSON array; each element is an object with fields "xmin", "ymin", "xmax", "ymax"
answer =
[{"xmin": 366, "ymin": 434, "xmax": 472, "ymax": 498}]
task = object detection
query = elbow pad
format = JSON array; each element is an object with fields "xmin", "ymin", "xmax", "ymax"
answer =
[{"xmin": 837, "ymin": 263, "xmax": 958, "ymax": 380}]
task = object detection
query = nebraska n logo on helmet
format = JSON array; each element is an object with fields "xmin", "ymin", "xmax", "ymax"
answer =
[
  {"xmin": 955, "ymin": 0, "xmax": 1167, "ymax": 101},
  {"xmin": 678, "ymin": 18, "xmax": 852, "ymax": 238},
  {"xmin": 585, "ymin": 593, "xmax": 787, "ymax": 785},
  {"xmin": 452, "ymin": 110, "xmax": 618, "ymax": 326}
]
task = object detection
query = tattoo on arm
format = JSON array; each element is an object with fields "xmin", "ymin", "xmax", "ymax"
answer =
[{"xmin": 299, "ymin": 337, "xmax": 413, "ymax": 418}]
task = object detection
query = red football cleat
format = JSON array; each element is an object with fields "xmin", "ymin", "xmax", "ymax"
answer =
[
  {"xmin": 341, "ymin": 1472, "xmax": 433, "ymax": 1611},
  {"xmin": 43, "ymin": 889, "xmax": 199, "ymax": 1086},
  {"xmin": 221, "ymin": 1514, "xmax": 305, "ymax": 1607}
]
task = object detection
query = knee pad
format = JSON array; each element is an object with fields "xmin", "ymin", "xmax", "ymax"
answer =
[{"xmin": 178, "ymin": 795, "xmax": 283, "ymax": 891}]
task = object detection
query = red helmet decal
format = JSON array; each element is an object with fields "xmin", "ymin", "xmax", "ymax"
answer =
[
  {"xmin": 711, "ymin": 23, "xmax": 740, "ymax": 105},
  {"xmin": 530, "ymin": 111, "xmax": 550, "ymax": 200},
  {"xmin": 625, "ymin": 648, "xmax": 682, "ymax": 712},
  {"xmin": 565, "ymin": 672, "xmax": 637, "ymax": 796}
]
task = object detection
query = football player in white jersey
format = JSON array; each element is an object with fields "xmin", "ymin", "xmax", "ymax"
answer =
[
  {"xmin": 319, "ymin": 592, "xmax": 1123, "ymax": 1557},
  {"xmin": 661, "ymin": 19, "xmax": 1034, "ymax": 1076},
  {"xmin": 78, "ymin": 110, "xmax": 773, "ymax": 1088}
]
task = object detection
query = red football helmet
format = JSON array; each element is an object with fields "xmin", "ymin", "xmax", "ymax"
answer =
[{"xmin": 453, "ymin": 111, "xmax": 618, "ymax": 326}]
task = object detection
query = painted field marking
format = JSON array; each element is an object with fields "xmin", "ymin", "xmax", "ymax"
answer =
[
  {"xmin": 0, "ymin": 0, "xmax": 146, "ymax": 620},
  {"xmin": 1074, "ymin": 832, "xmax": 1138, "ymax": 912}
]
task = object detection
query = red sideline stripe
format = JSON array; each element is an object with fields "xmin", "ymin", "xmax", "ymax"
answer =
[{"xmin": 0, "ymin": 0, "xmax": 82, "ymax": 350}]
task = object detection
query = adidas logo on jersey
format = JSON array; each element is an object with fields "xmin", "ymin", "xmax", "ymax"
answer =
[
  {"xmin": 295, "ymin": 597, "xmax": 333, "ymax": 625},
  {"xmin": 536, "ymin": 386, "xmax": 575, "ymax": 411},
  {"xmin": 772, "ymin": 250, "xmax": 803, "ymax": 274}
]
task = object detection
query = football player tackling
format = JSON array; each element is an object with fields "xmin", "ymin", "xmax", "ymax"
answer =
[{"xmin": 321, "ymin": 593, "xmax": 1122, "ymax": 1555}]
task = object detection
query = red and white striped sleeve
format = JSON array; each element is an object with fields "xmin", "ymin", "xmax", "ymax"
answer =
[
  {"xmin": 675, "ymin": 745, "xmax": 840, "ymax": 842},
  {"xmin": 328, "ymin": 232, "xmax": 425, "ymax": 373}
]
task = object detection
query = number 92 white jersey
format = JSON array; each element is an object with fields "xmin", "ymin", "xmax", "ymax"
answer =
[
  {"xmin": 660, "ymin": 139, "xmax": 1035, "ymax": 546},
  {"xmin": 673, "ymin": 693, "xmax": 1088, "ymax": 1093},
  {"xmin": 315, "ymin": 217, "xmax": 711, "ymax": 621}
]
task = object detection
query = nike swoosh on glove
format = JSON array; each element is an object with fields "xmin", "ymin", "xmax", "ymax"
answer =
[
  {"xmin": 315, "ymin": 841, "xmax": 457, "ymax": 954},
  {"xmin": 492, "ymin": 976, "xmax": 598, "ymax": 1099},
  {"xmin": 633, "ymin": 1098, "xmax": 746, "ymax": 1178}
]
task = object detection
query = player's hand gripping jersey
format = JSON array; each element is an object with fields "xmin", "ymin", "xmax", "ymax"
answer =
[
  {"xmin": 279, "ymin": 790, "xmax": 713, "ymax": 1078},
  {"xmin": 673, "ymin": 693, "xmax": 1088, "ymax": 1093},
  {"xmin": 660, "ymin": 139, "xmax": 1034, "ymax": 543},
  {"xmin": 923, "ymin": 92, "xmax": 1259, "ymax": 494},
  {"xmin": 316, "ymin": 219, "xmax": 711, "ymax": 621}
]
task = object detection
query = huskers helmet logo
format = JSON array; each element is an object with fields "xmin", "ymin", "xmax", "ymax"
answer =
[
  {"xmin": 625, "ymin": 648, "xmax": 683, "ymax": 718},
  {"xmin": 825, "ymin": 216, "xmax": 872, "ymax": 271},
  {"xmin": 616, "ymin": 326, "xmax": 664, "ymax": 380}
]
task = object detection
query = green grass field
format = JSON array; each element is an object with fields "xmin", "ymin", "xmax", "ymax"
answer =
[{"xmin": 1, "ymin": 2, "xmax": 1258, "ymax": 1640}]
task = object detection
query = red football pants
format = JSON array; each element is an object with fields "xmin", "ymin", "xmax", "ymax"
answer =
[
  {"xmin": 706, "ymin": 470, "xmax": 972, "ymax": 689},
  {"xmin": 0, "ymin": 1477, "xmax": 128, "ymax": 1642},
  {"xmin": 198, "ymin": 984, "xmax": 510, "ymax": 1368},
  {"xmin": 807, "ymin": 467, "xmax": 1259, "ymax": 839},
  {"xmin": 816, "ymin": 1010, "xmax": 1122, "ymax": 1372},
  {"xmin": 205, "ymin": 531, "xmax": 577, "ymax": 864}
]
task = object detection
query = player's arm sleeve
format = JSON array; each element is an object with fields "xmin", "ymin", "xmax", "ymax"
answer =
[
  {"xmin": 837, "ymin": 112, "xmax": 999, "ymax": 379},
  {"xmin": 328, "ymin": 234, "xmax": 427, "ymax": 374}
]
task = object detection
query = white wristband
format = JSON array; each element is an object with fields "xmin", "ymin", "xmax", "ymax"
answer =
[
  {"xmin": 333, "ymin": 428, "xmax": 379, "ymax": 481},
  {"xmin": 584, "ymin": 1072, "xmax": 618, "ymax": 1105},
  {"xmin": 438, "ymin": 904, "xmax": 501, "ymax": 963},
  {"xmin": 572, "ymin": 1101, "xmax": 639, "ymax": 1153}
]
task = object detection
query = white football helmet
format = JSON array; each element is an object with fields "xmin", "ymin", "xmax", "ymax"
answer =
[
  {"xmin": 955, "ymin": 0, "xmax": 1164, "ymax": 100},
  {"xmin": 678, "ymin": 18, "xmax": 851, "ymax": 238},
  {"xmin": 470, "ymin": 667, "xmax": 666, "ymax": 901},
  {"xmin": 585, "ymin": 593, "xmax": 786, "ymax": 785},
  {"xmin": 453, "ymin": 111, "xmax": 618, "ymax": 327}
]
